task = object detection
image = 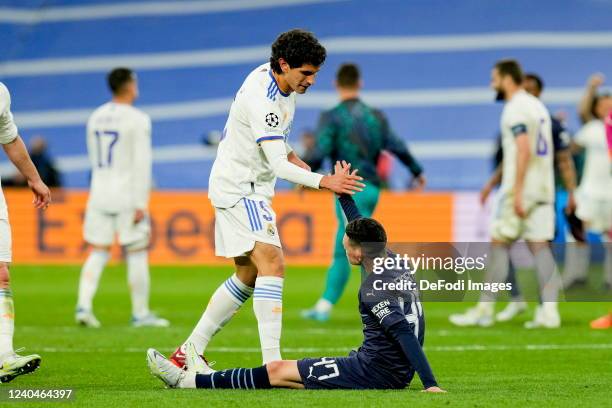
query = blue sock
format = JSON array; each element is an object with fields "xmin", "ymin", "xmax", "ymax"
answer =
[{"xmin": 195, "ymin": 366, "xmax": 271, "ymax": 389}]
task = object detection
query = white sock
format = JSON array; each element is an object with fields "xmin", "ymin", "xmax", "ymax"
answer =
[
  {"xmin": 563, "ymin": 242, "xmax": 589, "ymax": 285},
  {"xmin": 314, "ymin": 298, "xmax": 332, "ymax": 314},
  {"xmin": 534, "ymin": 247, "xmax": 561, "ymax": 303},
  {"xmin": 179, "ymin": 372, "xmax": 197, "ymax": 389},
  {"xmin": 603, "ymin": 236, "xmax": 612, "ymax": 286},
  {"xmin": 186, "ymin": 274, "xmax": 253, "ymax": 355},
  {"xmin": 253, "ymin": 276, "xmax": 284, "ymax": 364},
  {"xmin": 0, "ymin": 288, "xmax": 14, "ymax": 356},
  {"xmin": 480, "ymin": 245, "xmax": 509, "ymax": 303},
  {"xmin": 77, "ymin": 249, "xmax": 109, "ymax": 312},
  {"xmin": 127, "ymin": 250, "xmax": 150, "ymax": 319}
]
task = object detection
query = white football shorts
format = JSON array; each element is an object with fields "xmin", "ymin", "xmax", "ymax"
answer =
[
  {"xmin": 490, "ymin": 192, "xmax": 555, "ymax": 242},
  {"xmin": 575, "ymin": 192, "xmax": 612, "ymax": 233},
  {"xmin": 83, "ymin": 208, "xmax": 151, "ymax": 247},
  {"xmin": 214, "ymin": 194, "xmax": 281, "ymax": 258}
]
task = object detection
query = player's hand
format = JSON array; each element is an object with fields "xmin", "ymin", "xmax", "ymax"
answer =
[
  {"xmin": 133, "ymin": 209, "xmax": 146, "ymax": 224},
  {"xmin": 480, "ymin": 183, "xmax": 493, "ymax": 206},
  {"xmin": 411, "ymin": 174, "xmax": 426, "ymax": 192},
  {"xmin": 422, "ymin": 386, "xmax": 446, "ymax": 393},
  {"xmin": 320, "ymin": 161, "xmax": 365, "ymax": 195},
  {"xmin": 27, "ymin": 178, "xmax": 51, "ymax": 210},
  {"xmin": 565, "ymin": 191, "xmax": 577, "ymax": 214},
  {"xmin": 588, "ymin": 72, "xmax": 605, "ymax": 89},
  {"xmin": 513, "ymin": 193, "xmax": 527, "ymax": 219}
]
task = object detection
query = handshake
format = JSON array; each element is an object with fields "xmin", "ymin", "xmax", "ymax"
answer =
[{"xmin": 319, "ymin": 160, "xmax": 365, "ymax": 195}]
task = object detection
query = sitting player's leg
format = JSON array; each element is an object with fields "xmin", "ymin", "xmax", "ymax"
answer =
[
  {"xmin": 191, "ymin": 360, "xmax": 302, "ymax": 389},
  {"xmin": 148, "ymin": 346, "xmax": 302, "ymax": 389},
  {"xmin": 0, "ymin": 261, "xmax": 41, "ymax": 383},
  {"xmin": 249, "ymin": 242, "xmax": 285, "ymax": 363},
  {"xmin": 180, "ymin": 256, "xmax": 256, "ymax": 357},
  {"xmin": 77, "ymin": 209, "xmax": 112, "ymax": 327}
]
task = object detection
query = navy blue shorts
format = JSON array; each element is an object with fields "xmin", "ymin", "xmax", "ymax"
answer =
[{"xmin": 297, "ymin": 355, "xmax": 401, "ymax": 390}]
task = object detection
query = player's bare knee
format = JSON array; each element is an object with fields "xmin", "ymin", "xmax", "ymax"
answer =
[
  {"xmin": 265, "ymin": 360, "xmax": 285, "ymax": 385},
  {"xmin": 234, "ymin": 256, "xmax": 258, "ymax": 286},
  {"xmin": 251, "ymin": 243, "xmax": 285, "ymax": 277},
  {"xmin": 0, "ymin": 262, "xmax": 10, "ymax": 288}
]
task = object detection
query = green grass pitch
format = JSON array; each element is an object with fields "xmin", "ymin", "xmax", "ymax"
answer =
[{"xmin": 4, "ymin": 264, "xmax": 611, "ymax": 407}]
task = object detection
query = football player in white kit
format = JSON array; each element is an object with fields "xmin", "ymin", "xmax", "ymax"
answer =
[
  {"xmin": 0, "ymin": 82, "xmax": 51, "ymax": 382},
  {"xmin": 564, "ymin": 93, "xmax": 612, "ymax": 289},
  {"xmin": 76, "ymin": 68, "xmax": 168, "ymax": 328},
  {"xmin": 169, "ymin": 30, "xmax": 364, "ymax": 367},
  {"xmin": 450, "ymin": 59, "xmax": 562, "ymax": 328}
]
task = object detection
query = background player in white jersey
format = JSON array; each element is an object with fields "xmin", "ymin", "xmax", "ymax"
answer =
[
  {"xmin": 450, "ymin": 59, "xmax": 562, "ymax": 329},
  {"xmin": 76, "ymin": 68, "xmax": 168, "ymax": 328},
  {"xmin": 170, "ymin": 30, "xmax": 364, "ymax": 367},
  {"xmin": 564, "ymin": 92, "xmax": 612, "ymax": 289},
  {"xmin": 0, "ymin": 82, "xmax": 51, "ymax": 382}
]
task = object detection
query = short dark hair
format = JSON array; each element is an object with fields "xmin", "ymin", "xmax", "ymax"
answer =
[
  {"xmin": 346, "ymin": 217, "xmax": 387, "ymax": 245},
  {"xmin": 270, "ymin": 29, "xmax": 326, "ymax": 74},
  {"xmin": 336, "ymin": 63, "xmax": 360, "ymax": 88},
  {"xmin": 107, "ymin": 67, "xmax": 135, "ymax": 94},
  {"xmin": 495, "ymin": 59, "xmax": 523, "ymax": 85},
  {"xmin": 524, "ymin": 73, "xmax": 544, "ymax": 93}
]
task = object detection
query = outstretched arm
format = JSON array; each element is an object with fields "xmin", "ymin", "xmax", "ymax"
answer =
[
  {"xmin": 338, "ymin": 194, "xmax": 362, "ymax": 222},
  {"xmin": 385, "ymin": 319, "xmax": 438, "ymax": 389},
  {"xmin": 366, "ymin": 292, "xmax": 441, "ymax": 391},
  {"xmin": 333, "ymin": 161, "xmax": 363, "ymax": 221},
  {"xmin": 379, "ymin": 113, "xmax": 425, "ymax": 190}
]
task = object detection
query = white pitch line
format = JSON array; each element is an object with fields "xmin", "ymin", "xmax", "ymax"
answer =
[
  {"xmin": 2, "ymin": 31, "xmax": 612, "ymax": 78},
  {"xmin": 0, "ymin": 0, "xmax": 344, "ymax": 24},
  {"xmin": 33, "ymin": 343, "xmax": 612, "ymax": 354}
]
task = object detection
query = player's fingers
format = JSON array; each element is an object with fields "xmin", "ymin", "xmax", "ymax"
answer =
[{"xmin": 345, "ymin": 182, "xmax": 364, "ymax": 191}]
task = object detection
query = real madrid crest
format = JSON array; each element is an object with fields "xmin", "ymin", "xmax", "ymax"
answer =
[{"xmin": 267, "ymin": 223, "xmax": 276, "ymax": 237}]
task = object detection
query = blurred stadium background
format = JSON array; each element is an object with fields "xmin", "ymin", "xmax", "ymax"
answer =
[
  {"xmin": 1, "ymin": 1, "xmax": 611, "ymax": 405},
  {"xmin": 2, "ymin": 0, "xmax": 612, "ymax": 264}
]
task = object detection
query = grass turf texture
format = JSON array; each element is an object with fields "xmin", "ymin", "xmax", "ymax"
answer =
[{"xmin": 4, "ymin": 264, "xmax": 611, "ymax": 407}]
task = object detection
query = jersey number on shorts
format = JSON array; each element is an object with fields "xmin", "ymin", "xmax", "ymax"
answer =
[
  {"xmin": 94, "ymin": 130, "xmax": 119, "ymax": 168},
  {"xmin": 309, "ymin": 358, "xmax": 339, "ymax": 381},
  {"xmin": 536, "ymin": 118, "xmax": 548, "ymax": 156}
]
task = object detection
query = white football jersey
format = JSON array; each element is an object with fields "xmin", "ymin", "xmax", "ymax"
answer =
[
  {"xmin": 86, "ymin": 102, "xmax": 152, "ymax": 213},
  {"xmin": 208, "ymin": 63, "xmax": 296, "ymax": 208},
  {"xmin": 0, "ymin": 82, "xmax": 19, "ymax": 219},
  {"xmin": 499, "ymin": 90, "xmax": 554, "ymax": 205},
  {"xmin": 575, "ymin": 120, "xmax": 612, "ymax": 200}
]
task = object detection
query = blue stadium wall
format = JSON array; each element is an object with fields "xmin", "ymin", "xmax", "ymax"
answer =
[{"xmin": 1, "ymin": 0, "xmax": 611, "ymax": 190}]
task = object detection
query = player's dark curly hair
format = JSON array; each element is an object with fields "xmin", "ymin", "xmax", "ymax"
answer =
[
  {"xmin": 270, "ymin": 29, "xmax": 327, "ymax": 74},
  {"xmin": 346, "ymin": 218, "xmax": 387, "ymax": 256}
]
